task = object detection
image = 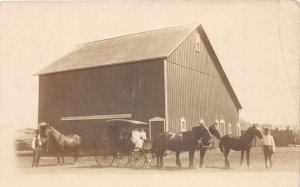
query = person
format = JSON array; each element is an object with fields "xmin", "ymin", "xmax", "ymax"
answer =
[
  {"xmin": 199, "ymin": 118, "xmax": 205, "ymax": 126},
  {"xmin": 131, "ymin": 126, "xmax": 146, "ymax": 149},
  {"xmin": 31, "ymin": 129, "xmax": 42, "ymax": 167},
  {"xmin": 262, "ymin": 128, "xmax": 276, "ymax": 169}
]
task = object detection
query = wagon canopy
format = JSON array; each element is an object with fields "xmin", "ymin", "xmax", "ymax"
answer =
[{"xmin": 105, "ymin": 119, "xmax": 148, "ymax": 142}]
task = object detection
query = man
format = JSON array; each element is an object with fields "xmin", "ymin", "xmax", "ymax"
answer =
[
  {"xmin": 131, "ymin": 126, "xmax": 146, "ymax": 149},
  {"xmin": 31, "ymin": 129, "xmax": 42, "ymax": 167},
  {"xmin": 262, "ymin": 128, "xmax": 276, "ymax": 169},
  {"xmin": 199, "ymin": 118, "xmax": 205, "ymax": 126}
]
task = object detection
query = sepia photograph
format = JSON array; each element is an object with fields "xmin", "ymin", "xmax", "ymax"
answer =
[{"xmin": 0, "ymin": 0, "xmax": 299, "ymax": 187}]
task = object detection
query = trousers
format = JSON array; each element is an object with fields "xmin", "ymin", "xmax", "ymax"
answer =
[
  {"xmin": 32, "ymin": 146, "xmax": 42, "ymax": 167},
  {"xmin": 263, "ymin": 145, "xmax": 273, "ymax": 168}
]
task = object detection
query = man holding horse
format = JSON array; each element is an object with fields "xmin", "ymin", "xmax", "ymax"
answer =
[
  {"xmin": 262, "ymin": 128, "xmax": 275, "ymax": 169},
  {"xmin": 31, "ymin": 129, "xmax": 43, "ymax": 167}
]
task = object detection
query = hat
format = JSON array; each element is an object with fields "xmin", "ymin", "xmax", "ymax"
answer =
[{"xmin": 38, "ymin": 122, "xmax": 48, "ymax": 127}]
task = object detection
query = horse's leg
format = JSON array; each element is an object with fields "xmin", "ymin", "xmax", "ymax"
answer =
[
  {"xmin": 224, "ymin": 149, "xmax": 230, "ymax": 168},
  {"xmin": 59, "ymin": 147, "xmax": 64, "ymax": 166},
  {"xmin": 176, "ymin": 152, "xmax": 182, "ymax": 168},
  {"xmin": 199, "ymin": 148, "xmax": 207, "ymax": 168},
  {"xmin": 240, "ymin": 150, "xmax": 245, "ymax": 167},
  {"xmin": 74, "ymin": 146, "xmax": 78, "ymax": 166},
  {"xmin": 246, "ymin": 148, "xmax": 250, "ymax": 168},
  {"xmin": 57, "ymin": 151, "xmax": 60, "ymax": 166},
  {"xmin": 189, "ymin": 150, "xmax": 195, "ymax": 169},
  {"xmin": 160, "ymin": 156, "xmax": 164, "ymax": 168},
  {"xmin": 156, "ymin": 155, "xmax": 160, "ymax": 168}
]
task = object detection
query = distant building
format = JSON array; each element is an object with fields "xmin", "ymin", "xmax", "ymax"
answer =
[{"xmin": 37, "ymin": 24, "xmax": 242, "ymax": 150}]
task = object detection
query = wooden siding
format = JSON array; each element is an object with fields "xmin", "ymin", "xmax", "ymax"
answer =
[
  {"xmin": 38, "ymin": 60, "xmax": 165, "ymax": 150},
  {"xmin": 166, "ymin": 30, "xmax": 239, "ymax": 135}
]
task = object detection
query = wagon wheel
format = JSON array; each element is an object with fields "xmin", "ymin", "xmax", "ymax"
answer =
[
  {"xmin": 94, "ymin": 138, "xmax": 115, "ymax": 167},
  {"xmin": 129, "ymin": 148, "xmax": 146, "ymax": 169},
  {"xmin": 94, "ymin": 151, "xmax": 115, "ymax": 167},
  {"xmin": 147, "ymin": 153, "xmax": 157, "ymax": 168},
  {"xmin": 115, "ymin": 153, "xmax": 130, "ymax": 167}
]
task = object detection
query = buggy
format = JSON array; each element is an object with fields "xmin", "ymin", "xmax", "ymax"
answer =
[{"xmin": 94, "ymin": 119, "xmax": 153, "ymax": 168}]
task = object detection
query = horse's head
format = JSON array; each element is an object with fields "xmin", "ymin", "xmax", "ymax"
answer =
[
  {"xmin": 192, "ymin": 124, "xmax": 212, "ymax": 142},
  {"xmin": 44, "ymin": 124, "xmax": 52, "ymax": 137},
  {"xmin": 249, "ymin": 124, "xmax": 263, "ymax": 139},
  {"xmin": 209, "ymin": 123, "xmax": 221, "ymax": 139}
]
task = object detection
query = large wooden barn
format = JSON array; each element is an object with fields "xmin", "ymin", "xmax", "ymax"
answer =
[{"xmin": 37, "ymin": 23, "xmax": 242, "ymax": 150}]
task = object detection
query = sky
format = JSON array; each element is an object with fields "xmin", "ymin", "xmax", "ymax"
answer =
[{"xmin": 0, "ymin": 0, "xmax": 299, "ymax": 129}]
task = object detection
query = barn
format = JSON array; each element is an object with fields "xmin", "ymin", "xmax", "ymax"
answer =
[{"xmin": 37, "ymin": 23, "xmax": 242, "ymax": 150}]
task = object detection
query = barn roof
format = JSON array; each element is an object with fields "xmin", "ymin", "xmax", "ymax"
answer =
[
  {"xmin": 37, "ymin": 23, "xmax": 242, "ymax": 109},
  {"xmin": 37, "ymin": 23, "xmax": 198, "ymax": 75}
]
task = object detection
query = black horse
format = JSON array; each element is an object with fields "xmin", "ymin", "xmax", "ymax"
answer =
[
  {"xmin": 199, "ymin": 124, "xmax": 221, "ymax": 168},
  {"xmin": 219, "ymin": 124, "xmax": 263, "ymax": 168},
  {"xmin": 152, "ymin": 124, "xmax": 212, "ymax": 169}
]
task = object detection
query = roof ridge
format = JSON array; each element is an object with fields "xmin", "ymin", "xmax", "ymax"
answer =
[{"xmin": 78, "ymin": 22, "xmax": 200, "ymax": 46}]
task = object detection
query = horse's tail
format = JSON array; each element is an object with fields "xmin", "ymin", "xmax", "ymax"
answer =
[
  {"xmin": 219, "ymin": 139, "xmax": 224, "ymax": 153},
  {"xmin": 151, "ymin": 133, "xmax": 165, "ymax": 154},
  {"xmin": 151, "ymin": 137, "xmax": 158, "ymax": 154}
]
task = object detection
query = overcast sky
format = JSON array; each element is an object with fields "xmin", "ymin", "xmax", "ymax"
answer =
[{"xmin": 0, "ymin": 0, "xmax": 299, "ymax": 129}]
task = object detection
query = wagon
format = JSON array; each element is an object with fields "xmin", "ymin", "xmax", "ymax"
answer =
[{"xmin": 94, "ymin": 119, "xmax": 153, "ymax": 168}]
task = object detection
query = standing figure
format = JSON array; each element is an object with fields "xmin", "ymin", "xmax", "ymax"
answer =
[
  {"xmin": 31, "ymin": 129, "xmax": 42, "ymax": 167},
  {"xmin": 262, "ymin": 128, "xmax": 275, "ymax": 169},
  {"xmin": 131, "ymin": 126, "xmax": 146, "ymax": 149}
]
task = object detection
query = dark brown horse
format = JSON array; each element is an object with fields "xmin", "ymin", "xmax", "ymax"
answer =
[
  {"xmin": 219, "ymin": 124, "xmax": 263, "ymax": 168},
  {"xmin": 152, "ymin": 124, "xmax": 212, "ymax": 169},
  {"xmin": 45, "ymin": 125, "xmax": 82, "ymax": 166},
  {"xmin": 199, "ymin": 124, "xmax": 221, "ymax": 168}
]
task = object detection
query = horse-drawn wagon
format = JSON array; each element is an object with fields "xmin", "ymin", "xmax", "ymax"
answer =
[{"xmin": 94, "ymin": 119, "xmax": 153, "ymax": 168}]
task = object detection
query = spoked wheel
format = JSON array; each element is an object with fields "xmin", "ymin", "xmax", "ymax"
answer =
[
  {"xmin": 115, "ymin": 153, "xmax": 130, "ymax": 167},
  {"xmin": 129, "ymin": 148, "xmax": 147, "ymax": 169},
  {"xmin": 95, "ymin": 150, "xmax": 115, "ymax": 167},
  {"xmin": 147, "ymin": 154, "xmax": 157, "ymax": 168}
]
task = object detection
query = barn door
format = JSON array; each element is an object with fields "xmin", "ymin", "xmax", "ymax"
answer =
[{"xmin": 149, "ymin": 117, "xmax": 165, "ymax": 140}]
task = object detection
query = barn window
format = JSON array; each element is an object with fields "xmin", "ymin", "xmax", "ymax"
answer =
[
  {"xmin": 220, "ymin": 119, "xmax": 226, "ymax": 136},
  {"xmin": 228, "ymin": 123, "xmax": 232, "ymax": 134},
  {"xmin": 236, "ymin": 123, "xmax": 241, "ymax": 136},
  {"xmin": 195, "ymin": 32, "xmax": 201, "ymax": 52},
  {"xmin": 180, "ymin": 117, "xmax": 186, "ymax": 132}
]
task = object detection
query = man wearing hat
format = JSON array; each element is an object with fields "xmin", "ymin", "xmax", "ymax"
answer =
[
  {"xmin": 31, "ymin": 129, "xmax": 42, "ymax": 167},
  {"xmin": 262, "ymin": 128, "xmax": 276, "ymax": 169}
]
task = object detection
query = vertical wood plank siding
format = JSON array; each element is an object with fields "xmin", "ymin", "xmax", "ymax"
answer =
[
  {"xmin": 166, "ymin": 30, "xmax": 239, "ymax": 135},
  {"xmin": 38, "ymin": 60, "xmax": 165, "ymax": 150}
]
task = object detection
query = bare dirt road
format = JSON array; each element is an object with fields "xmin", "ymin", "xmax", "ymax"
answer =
[{"xmin": 7, "ymin": 147, "xmax": 300, "ymax": 187}]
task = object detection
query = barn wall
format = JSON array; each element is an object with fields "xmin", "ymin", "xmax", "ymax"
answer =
[
  {"xmin": 166, "ymin": 29, "xmax": 239, "ymax": 135},
  {"xmin": 38, "ymin": 59, "xmax": 165, "ymax": 149}
]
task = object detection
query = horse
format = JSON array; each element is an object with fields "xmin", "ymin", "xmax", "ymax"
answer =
[
  {"xmin": 218, "ymin": 124, "xmax": 263, "ymax": 168},
  {"xmin": 152, "ymin": 124, "xmax": 212, "ymax": 169},
  {"xmin": 199, "ymin": 124, "xmax": 221, "ymax": 168},
  {"xmin": 45, "ymin": 125, "xmax": 82, "ymax": 166}
]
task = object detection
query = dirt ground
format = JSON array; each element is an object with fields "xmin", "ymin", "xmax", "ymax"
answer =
[{"xmin": 9, "ymin": 147, "xmax": 300, "ymax": 187}]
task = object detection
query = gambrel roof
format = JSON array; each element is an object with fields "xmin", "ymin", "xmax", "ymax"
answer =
[{"xmin": 37, "ymin": 23, "xmax": 242, "ymax": 109}]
